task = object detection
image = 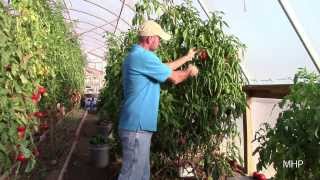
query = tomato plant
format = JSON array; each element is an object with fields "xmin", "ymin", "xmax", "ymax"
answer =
[
  {"xmin": 16, "ymin": 153, "xmax": 26, "ymax": 162},
  {"xmin": 33, "ymin": 111, "xmax": 46, "ymax": 118},
  {"xmin": 0, "ymin": 0, "xmax": 85, "ymax": 174},
  {"xmin": 17, "ymin": 127, "xmax": 26, "ymax": 140},
  {"xmin": 37, "ymin": 86, "xmax": 47, "ymax": 95},
  {"xmin": 253, "ymin": 68, "xmax": 320, "ymax": 179}
]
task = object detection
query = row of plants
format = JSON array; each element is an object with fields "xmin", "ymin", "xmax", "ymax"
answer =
[
  {"xmin": 99, "ymin": 0, "xmax": 247, "ymax": 178},
  {"xmin": 0, "ymin": 0, "xmax": 85, "ymax": 175}
]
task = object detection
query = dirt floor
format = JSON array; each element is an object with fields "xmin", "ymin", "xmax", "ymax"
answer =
[
  {"xmin": 61, "ymin": 112, "xmax": 120, "ymax": 180},
  {"xmin": 14, "ymin": 110, "xmax": 120, "ymax": 180}
]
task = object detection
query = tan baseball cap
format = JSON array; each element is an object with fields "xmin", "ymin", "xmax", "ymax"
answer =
[{"xmin": 138, "ymin": 20, "xmax": 171, "ymax": 41}]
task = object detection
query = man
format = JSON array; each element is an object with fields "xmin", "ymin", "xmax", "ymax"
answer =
[{"xmin": 118, "ymin": 20, "xmax": 199, "ymax": 180}]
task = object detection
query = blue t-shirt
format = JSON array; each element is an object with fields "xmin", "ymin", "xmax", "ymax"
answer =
[{"xmin": 119, "ymin": 44, "xmax": 172, "ymax": 132}]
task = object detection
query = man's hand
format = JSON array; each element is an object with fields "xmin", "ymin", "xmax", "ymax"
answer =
[
  {"xmin": 185, "ymin": 48, "xmax": 197, "ymax": 61},
  {"xmin": 188, "ymin": 64, "xmax": 199, "ymax": 77},
  {"xmin": 167, "ymin": 64, "xmax": 199, "ymax": 85},
  {"xmin": 166, "ymin": 48, "xmax": 197, "ymax": 70}
]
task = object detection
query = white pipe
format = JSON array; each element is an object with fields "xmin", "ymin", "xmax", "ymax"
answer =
[{"xmin": 278, "ymin": 0, "xmax": 320, "ymax": 73}]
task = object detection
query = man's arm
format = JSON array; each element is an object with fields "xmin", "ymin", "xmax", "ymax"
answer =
[
  {"xmin": 165, "ymin": 48, "xmax": 197, "ymax": 70},
  {"xmin": 165, "ymin": 56, "xmax": 190, "ymax": 71},
  {"xmin": 167, "ymin": 70, "xmax": 191, "ymax": 85},
  {"xmin": 167, "ymin": 65, "xmax": 199, "ymax": 85}
]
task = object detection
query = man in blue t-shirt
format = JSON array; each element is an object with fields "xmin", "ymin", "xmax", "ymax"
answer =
[{"xmin": 118, "ymin": 20, "xmax": 199, "ymax": 180}]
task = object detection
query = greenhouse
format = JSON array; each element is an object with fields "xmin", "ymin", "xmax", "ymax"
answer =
[{"xmin": 0, "ymin": 0, "xmax": 319, "ymax": 179}]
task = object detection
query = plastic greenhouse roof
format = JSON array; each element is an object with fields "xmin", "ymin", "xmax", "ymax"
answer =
[{"xmin": 60, "ymin": 0, "xmax": 320, "ymax": 85}]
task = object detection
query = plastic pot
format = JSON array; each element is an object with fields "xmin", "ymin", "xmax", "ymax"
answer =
[
  {"xmin": 89, "ymin": 143, "xmax": 110, "ymax": 168},
  {"xmin": 96, "ymin": 121, "xmax": 113, "ymax": 136}
]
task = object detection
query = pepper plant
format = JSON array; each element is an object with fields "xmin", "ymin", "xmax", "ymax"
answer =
[
  {"xmin": 100, "ymin": 0, "xmax": 247, "ymax": 178},
  {"xmin": 253, "ymin": 68, "xmax": 320, "ymax": 179}
]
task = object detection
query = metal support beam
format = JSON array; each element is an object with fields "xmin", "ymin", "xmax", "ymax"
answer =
[
  {"xmin": 87, "ymin": 51, "xmax": 105, "ymax": 60},
  {"xmin": 68, "ymin": 8, "xmax": 109, "ymax": 23},
  {"xmin": 80, "ymin": 39, "xmax": 105, "ymax": 48},
  {"xmin": 67, "ymin": 8, "xmax": 123, "ymax": 32},
  {"xmin": 67, "ymin": 0, "xmax": 72, "ymax": 7},
  {"xmin": 196, "ymin": 0, "xmax": 210, "ymax": 18},
  {"xmin": 62, "ymin": 0, "xmax": 71, "ymax": 20},
  {"xmin": 86, "ymin": 44, "xmax": 106, "ymax": 54},
  {"xmin": 75, "ymin": 26, "xmax": 105, "ymax": 37},
  {"xmin": 84, "ymin": 0, "xmax": 132, "ymax": 27},
  {"xmin": 80, "ymin": 35, "xmax": 105, "ymax": 45},
  {"xmin": 65, "ymin": 19, "xmax": 109, "ymax": 43},
  {"xmin": 65, "ymin": 19, "xmax": 109, "ymax": 32},
  {"xmin": 278, "ymin": 0, "xmax": 320, "ymax": 73},
  {"xmin": 120, "ymin": 0, "xmax": 136, "ymax": 12},
  {"xmin": 114, "ymin": 0, "xmax": 126, "ymax": 33}
]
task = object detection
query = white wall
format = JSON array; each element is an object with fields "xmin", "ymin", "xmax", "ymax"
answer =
[{"xmin": 250, "ymin": 98, "xmax": 283, "ymax": 178}]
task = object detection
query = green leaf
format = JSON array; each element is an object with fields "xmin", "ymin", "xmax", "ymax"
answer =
[
  {"xmin": 11, "ymin": 64, "xmax": 18, "ymax": 76},
  {"xmin": 20, "ymin": 74, "xmax": 28, "ymax": 84},
  {"xmin": 25, "ymin": 158, "xmax": 36, "ymax": 173},
  {"xmin": 0, "ymin": 143, "xmax": 7, "ymax": 153},
  {"xmin": 315, "ymin": 126, "xmax": 319, "ymax": 139},
  {"xmin": 21, "ymin": 146, "xmax": 32, "ymax": 158},
  {"xmin": 0, "ymin": 88, "xmax": 8, "ymax": 96},
  {"xmin": 0, "ymin": 31, "xmax": 7, "ymax": 45},
  {"xmin": 14, "ymin": 81, "xmax": 22, "ymax": 93}
]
